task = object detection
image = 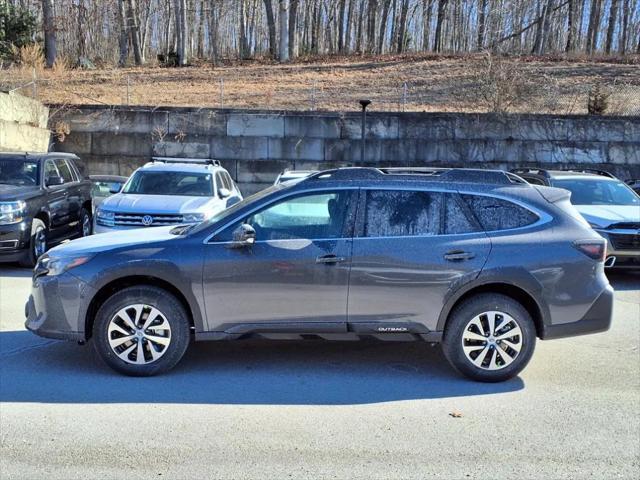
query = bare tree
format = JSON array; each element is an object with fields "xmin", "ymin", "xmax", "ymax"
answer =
[
  {"xmin": 42, "ymin": 0, "xmax": 56, "ymax": 67},
  {"xmin": 433, "ymin": 0, "xmax": 448, "ymax": 52},
  {"xmin": 263, "ymin": 0, "xmax": 277, "ymax": 58},
  {"xmin": 605, "ymin": 0, "xmax": 620, "ymax": 54},
  {"xmin": 279, "ymin": 0, "xmax": 289, "ymax": 61}
]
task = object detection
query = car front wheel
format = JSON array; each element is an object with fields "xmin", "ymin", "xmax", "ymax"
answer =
[
  {"xmin": 20, "ymin": 218, "xmax": 47, "ymax": 268},
  {"xmin": 442, "ymin": 293, "xmax": 536, "ymax": 382},
  {"xmin": 93, "ymin": 286, "xmax": 191, "ymax": 376}
]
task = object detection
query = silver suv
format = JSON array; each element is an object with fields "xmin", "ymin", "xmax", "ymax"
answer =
[{"xmin": 94, "ymin": 158, "xmax": 241, "ymax": 233}]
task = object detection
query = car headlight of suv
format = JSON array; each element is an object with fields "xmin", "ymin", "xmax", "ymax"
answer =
[
  {"xmin": 95, "ymin": 208, "xmax": 115, "ymax": 226},
  {"xmin": 182, "ymin": 213, "xmax": 207, "ymax": 223},
  {"xmin": 0, "ymin": 201, "xmax": 26, "ymax": 225},
  {"xmin": 35, "ymin": 254, "xmax": 93, "ymax": 277}
]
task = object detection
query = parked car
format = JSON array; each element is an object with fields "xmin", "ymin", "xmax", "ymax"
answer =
[
  {"xmin": 94, "ymin": 158, "xmax": 242, "ymax": 234},
  {"xmin": 0, "ymin": 152, "xmax": 92, "ymax": 267},
  {"xmin": 512, "ymin": 168, "xmax": 640, "ymax": 269},
  {"xmin": 89, "ymin": 175, "xmax": 128, "ymax": 211},
  {"xmin": 625, "ymin": 179, "xmax": 640, "ymax": 195},
  {"xmin": 26, "ymin": 167, "xmax": 613, "ymax": 381},
  {"xmin": 274, "ymin": 169, "xmax": 317, "ymax": 185}
]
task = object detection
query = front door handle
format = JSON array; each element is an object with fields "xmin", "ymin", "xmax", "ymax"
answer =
[
  {"xmin": 444, "ymin": 251, "xmax": 476, "ymax": 261},
  {"xmin": 316, "ymin": 254, "xmax": 346, "ymax": 264}
]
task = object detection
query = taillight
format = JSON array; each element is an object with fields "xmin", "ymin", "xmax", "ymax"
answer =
[{"xmin": 573, "ymin": 239, "xmax": 607, "ymax": 261}]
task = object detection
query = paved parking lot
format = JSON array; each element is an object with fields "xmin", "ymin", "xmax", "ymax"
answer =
[{"xmin": 1, "ymin": 265, "xmax": 638, "ymax": 479}]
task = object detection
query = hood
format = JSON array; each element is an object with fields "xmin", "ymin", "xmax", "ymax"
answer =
[
  {"xmin": 0, "ymin": 184, "xmax": 41, "ymax": 201},
  {"xmin": 575, "ymin": 205, "xmax": 640, "ymax": 228},
  {"xmin": 48, "ymin": 225, "xmax": 180, "ymax": 256},
  {"xmin": 99, "ymin": 193, "xmax": 214, "ymax": 214}
]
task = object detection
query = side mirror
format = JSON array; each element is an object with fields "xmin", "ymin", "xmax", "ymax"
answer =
[
  {"xmin": 219, "ymin": 187, "xmax": 231, "ymax": 199},
  {"xmin": 109, "ymin": 182, "xmax": 123, "ymax": 194},
  {"xmin": 46, "ymin": 175, "xmax": 64, "ymax": 187},
  {"xmin": 229, "ymin": 223, "xmax": 256, "ymax": 248}
]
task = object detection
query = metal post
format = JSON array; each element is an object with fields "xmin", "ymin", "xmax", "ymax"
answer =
[
  {"xmin": 359, "ymin": 99, "xmax": 371, "ymax": 163},
  {"xmin": 126, "ymin": 75, "xmax": 130, "ymax": 105},
  {"xmin": 311, "ymin": 80, "xmax": 317, "ymax": 111},
  {"xmin": 402, "ymin": 82, "xmax": 408, "ymax": 112},
  {"xmin": 220, "ymin": 79, "xmax": 225, "ymax": 108},
  {"xmin": 32, "ymin": 68, "xmax": 37, "ymax": 99}
]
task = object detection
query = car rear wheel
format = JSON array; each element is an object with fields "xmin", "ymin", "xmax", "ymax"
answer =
[
  {"xmin": 442, "ymin": 294, "xmax": 536, "ymax": 382},
  {"xmin": 19, "ymin": 218, "xmax": 47, "ymax": 268},
  {"xmin": 93, "ymin": 286, "xmax": 191, "ymax": 376}
]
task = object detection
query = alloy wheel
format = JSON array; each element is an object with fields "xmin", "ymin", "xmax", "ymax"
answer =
[
  {"xmin": 34, "ymin": 228, "xmax": 47, "ymax": 258},
  {"xmin": 461, "ymin": 311, "xmax": 523, "ymax": 371},
  {"xmin": 82, "ymin": 214, "xmax": 91, "ymax": 236},
  {"xmin": 107, "ymin": 304, "xmax": 172, "ymax": 365}
]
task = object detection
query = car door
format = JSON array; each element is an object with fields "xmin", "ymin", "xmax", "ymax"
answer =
[
  {"xmin": 55, "ymin": 158, "xmax": 82, "ymax": 228},
  {"xmin": 347, "ymin": 188, "xmax": 491, "ymax": 334},
  {"xmin": 202, "ymin": 189, "xmax": 358, "ymax": 333},
  {"xmin": 42, "ymin": 159, "xmax": 69, "ymax": 235}
]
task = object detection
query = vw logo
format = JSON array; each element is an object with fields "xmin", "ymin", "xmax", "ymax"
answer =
[{"xmin": 141, "ymin": 215, "xmax": 154, "ymax": 226}]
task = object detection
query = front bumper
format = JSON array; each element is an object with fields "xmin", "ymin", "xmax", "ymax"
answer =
[
  {"xmin": 596, "ymin": 229, "xmax": 640, "ymax": 268},
  {"xmin": 93, "ymin": 221, "xmax": 140, "ymax": 235},
  {"xmin": 25, "ymin": 271, "xmax": 96, "ymax": 342},
  {"xmin": 540, "ymin": 284, "xmax": 614, "ymax": 340},
  {"xmin": 0, "ymin": 220, "xmax": 31, "ymax": 262}
]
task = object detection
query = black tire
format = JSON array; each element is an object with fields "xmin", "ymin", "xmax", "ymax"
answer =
[
  {"xmin": 93, "ymin": 286, "xmax": 191, "ymax": 376},
  {"xmin": 19, "ymin": 218, "xmax": 47, "ymax": 268},
  {"xmin": 442, "ymin": 293, "xmax": 536, "ymax": 382},
  {"xmin": 78, "ymin": 207, "xmax": 92, "ymax": 237}
]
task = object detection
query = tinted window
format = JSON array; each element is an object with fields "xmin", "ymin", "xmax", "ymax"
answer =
[
  {"xmin": 524, "ymin": 177, "xmax": 545, "ymax": 186},
  {"xmin": 444, "ymin": 194, "xmax": 479, "ymax": 234},
  {"xmin": 123, "ymin": 171, "xmax": 213, "ymax": 196},
  {"xmin": 55, "ymin": 159, "xmax": 75, "ymax": 183},
  {"xmin": 44, "ymin": 160, "xmax": 59, "ymax": 181},
  {"xmin": 462, "ymin": 194, "xmax": 538, "ymax": 231},
  {"xmin": 223, "ymin": 172, "xmax": 234, "ymax": 190},
  {"xmin": 215, "ymin": 191, "xmax": 351, "ymax": 241},
  {"xmin": 364, "ymin": 190, "xmax": 442, "ymax": 237}
]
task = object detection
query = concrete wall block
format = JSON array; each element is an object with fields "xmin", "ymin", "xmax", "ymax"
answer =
[
  {"xmin": 53, "ymin": 132, "xmax": 92, "ymax": 154},
  {"xmin": 572, "ymin": 119, "xmax": 626, "ymax": 142},
  {"xmin": 153, "ymin": 140, "xmax": 211, "ymax": 158},
  {"xmin": 210, "ymin": 137, "xmax": 269, "ymax": 160},
  {"xmin": 623, "ymin": 121, "xmax": 640, "ymax": 142},
  {"xmin": 168, "ymin": 111, "xmax": 226, "ymax": 136},
  {"xmin": 63, "ymin": 109, "xmax": 167, "ymax": 135},
  {"xmin": 514, "ymin": 119, "xmax": 570, "ymax": 141},
  {"xmin": 0, "ymin": 91, "xmax": 49, "ymax": 128},
  {"xmin": 227, "ymin": 114, "xmax": 284, "ymax": 137},
  {"xmin": 268, "ymin": 138, "xmax": 324, "ymax": 161},
  {"xmin": 608, "ymin": 143, "xmax": 640, "ymax": 164},
  {"xmin": 74, "ymin": 155, "xmax": 120, "ymax": 176},
  {"xmin": 92, "ymin": 132, "xmax": 152, "ymax": 156},
  {"xmin": 521, "ymin": 141, "xmax": 607, "ymax": 164},
  {"xmin": 241, "ymin": 182, "xmax": 273, "ymax": 197},
  {"xmin": 454, "ymin": 117, "xmax": 510, "ymax": 141},
  {"xmin": 284, "ymin": 115, "xmax": 341, "ymax": 139},
  {"xmin": 340, "ymin": 116, "xmax": 399, "ymax": 140},
  {"xmin": 399, "ymin": 117, "xmax": 456, "ymax": 140},
  {"xmin": 435, "ymin": 140, "xmax": 497, "ymax": 165},
  {"xmin": 237, "ymin": 159, "xmax": 292, "ymax": 184}
]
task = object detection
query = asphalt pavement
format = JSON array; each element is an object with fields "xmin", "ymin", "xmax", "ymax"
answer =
[{"xmin": 0, "ymin": 266, "xmax": 638, "ymax": 479}]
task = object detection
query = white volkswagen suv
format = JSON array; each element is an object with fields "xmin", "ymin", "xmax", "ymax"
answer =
[{"xmin": 94, "ymin": 158, "xmax": 242, "ymax": 234}]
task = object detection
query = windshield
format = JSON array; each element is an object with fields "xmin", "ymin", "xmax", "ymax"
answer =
[
  {"xmin": 123, "ymin": 171, "xmax": 213, "ymax": 196},
  {"xmin": 0, "ymin": 159, "xmax": 40, "ymax": 186},
  {"xmin": 553, "ymin": 178, "xmax": 640, "ymax": 206}
]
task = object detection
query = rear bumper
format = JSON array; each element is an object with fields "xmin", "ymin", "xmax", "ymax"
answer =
[{"xmin": 540, "ymin": 284, "xmax": 614, "ymax": 340}]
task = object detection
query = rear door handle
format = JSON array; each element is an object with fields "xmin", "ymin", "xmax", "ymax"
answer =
[
  {"xmin": 316, "ymin": 254, "xmax": 346, "ymax": 264},
  {"xmin": 444, "ymin": 251, "xmax": 476, "ymax": 261}
]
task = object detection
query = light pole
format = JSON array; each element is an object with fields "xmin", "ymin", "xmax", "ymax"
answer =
[{"xmin": 359, "ymin": 99, "xmax": 371, "ymax": 163}]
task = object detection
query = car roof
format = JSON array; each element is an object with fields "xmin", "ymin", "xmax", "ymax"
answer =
[
  {"xmin": 0, "ymin": 152, "xmax": 80, "ymax": 162},
  {"xmin": 138, "ymin": 162, "xmax": 224, "ymax": 173},
  {"xmin": 547, "ymin": 172, "xmax": 618, "ymax": 181}
]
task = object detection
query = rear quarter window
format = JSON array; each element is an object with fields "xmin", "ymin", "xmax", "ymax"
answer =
[{"xmin": 462, "ymin": 194, "xmax": 538, "ymax": 231}]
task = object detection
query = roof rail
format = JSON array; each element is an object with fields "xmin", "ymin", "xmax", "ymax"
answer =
[
  {"xmin": 307, "ymin": 167, "xmax": 527, "ymax": 185},
  {"xmin": 510, "ymin": 167, "xmax": 551, "ymax": 178},
  {"xmin": 151, "ymin": 157, "xmax": 221, "ymax": 167},
  {"xmin": 560, "ymin": 168, "xmax": 617, "ymax": 179}
]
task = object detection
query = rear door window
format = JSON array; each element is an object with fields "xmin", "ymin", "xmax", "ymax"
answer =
[
  {"xmin": 444, "ymin": 194, "xmax": 480, "ymax": 234},
  {"xmin": 364, "ymin": 190, "xmax": 443, "ymax": 237},
  {"xmin": 462, "ymin": 194, "xmax": 538, "ymax": 231},
  {"xmin": 55, "ymin": 159, "xmax": 75, "ymax": 183}
]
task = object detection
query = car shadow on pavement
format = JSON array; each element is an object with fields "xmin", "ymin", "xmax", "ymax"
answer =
[
  {"xmin": 0, "ymin": 266, "xmax": 32, "ymax": 278},
  {"xmin": 0, "ymin": 330, "xmax": 523, "ymax": 405},
  {"xmin": 607, "ymin": 271, "xmax": 640, "ymax": 292}
]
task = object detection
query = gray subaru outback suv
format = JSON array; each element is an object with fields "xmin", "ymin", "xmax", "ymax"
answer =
[{"xmin": 26, "ymin": 167, "xmax": 613, "ymax": 382}]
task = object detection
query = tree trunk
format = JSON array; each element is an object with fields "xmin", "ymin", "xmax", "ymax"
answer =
[
  {"xmin": 586, "ymin": 0, "xmax": 602, "ymax": 54},
  {"xmin": 263, "ymin": 0, "xmax": 277, "ymax": 58},
  {"xmin": 173, "ymin": 0, "xmax": 187, "ymax": 65},
  {"xmin": 565, "ymin": 0, "xmax": 576, "ymax": 52},
  {"xmin": 422, "ymin": 0, "xmax": 433, "ymax": 51},
  {"xmin": 366, "ymin": 0, "xmax": 377, "ymax": 53},
  {"xmin": 42, "ymin": 0, "xmax": 56, "ymax": 68},
  {"xmin": 618, "ymin": 0, "xmax": 629, "ymax": 53},
  {"xmin": 477, "ymin": 0, "xmax": 487, "ymax": 50},
  {"xmin": 117, "ymin": 0, "xmax": 129, "ymax": 66},
  {"xmin": 279, "ymin": 0, "xmax": 289, "ymax": 61},
  {"xmin": 433, "ymin": 0, "xmax": 448, "ymax": 52},
  {"xmin": 396, "ymin": 0, "xmax": 409, "ymax": 53},
  {"xmin": 289, "ymin": 0, "xmax": 298, "ymax": 57},
  {"xmin": 377, "ymin": 0, "xmax": 391, "ymax": 53},
  {"xmin": 126, "ymin": 0, "xmax": 143, "ymax": 65},
  {"xmin": 604, "ymin": 0, "xmax": 619, "ymax": 54},
  {"xmin": 533, "ymin": 0, "xmax": 554, "ymax": 55},
  {"xmin": 337, "ymin": 0, "xmax": 347, "ymax": 52}
]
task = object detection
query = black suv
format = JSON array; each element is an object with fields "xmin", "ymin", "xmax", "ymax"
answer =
[
  {"xmin": 0, "ymin": 152, "xmax": 93, "ymax": 267},
  {"xmin": 26, "ymin": 167, "xmax": 613, "ymax": 382}
]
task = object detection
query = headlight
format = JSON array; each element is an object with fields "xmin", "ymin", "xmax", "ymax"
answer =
[
  {"xmin": 182, "ymin": 213, "xmax": 207, "ymax": 223},
  {"xmin": 96, "ymin": 208, "xmax": 115, "ymax": 226},
  {"xmin": 0, "ymin": 201, "xmax": 26, "ymax": 225},
  {"xmin": 35, "ymin": 254, "xmax": 93, "ymax": 277}
]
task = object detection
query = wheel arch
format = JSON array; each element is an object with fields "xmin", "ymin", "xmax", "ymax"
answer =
[
  {"xmin": 33, "ymin": 210, "xmax": 50, "ymax": 227},
  {"xmin": 85, "ymin": 275, "xmax": 198, "ymax": 340},
  {"xmin": 437, "ymin": 280, "xmax": 547, "ymax": 339}
]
